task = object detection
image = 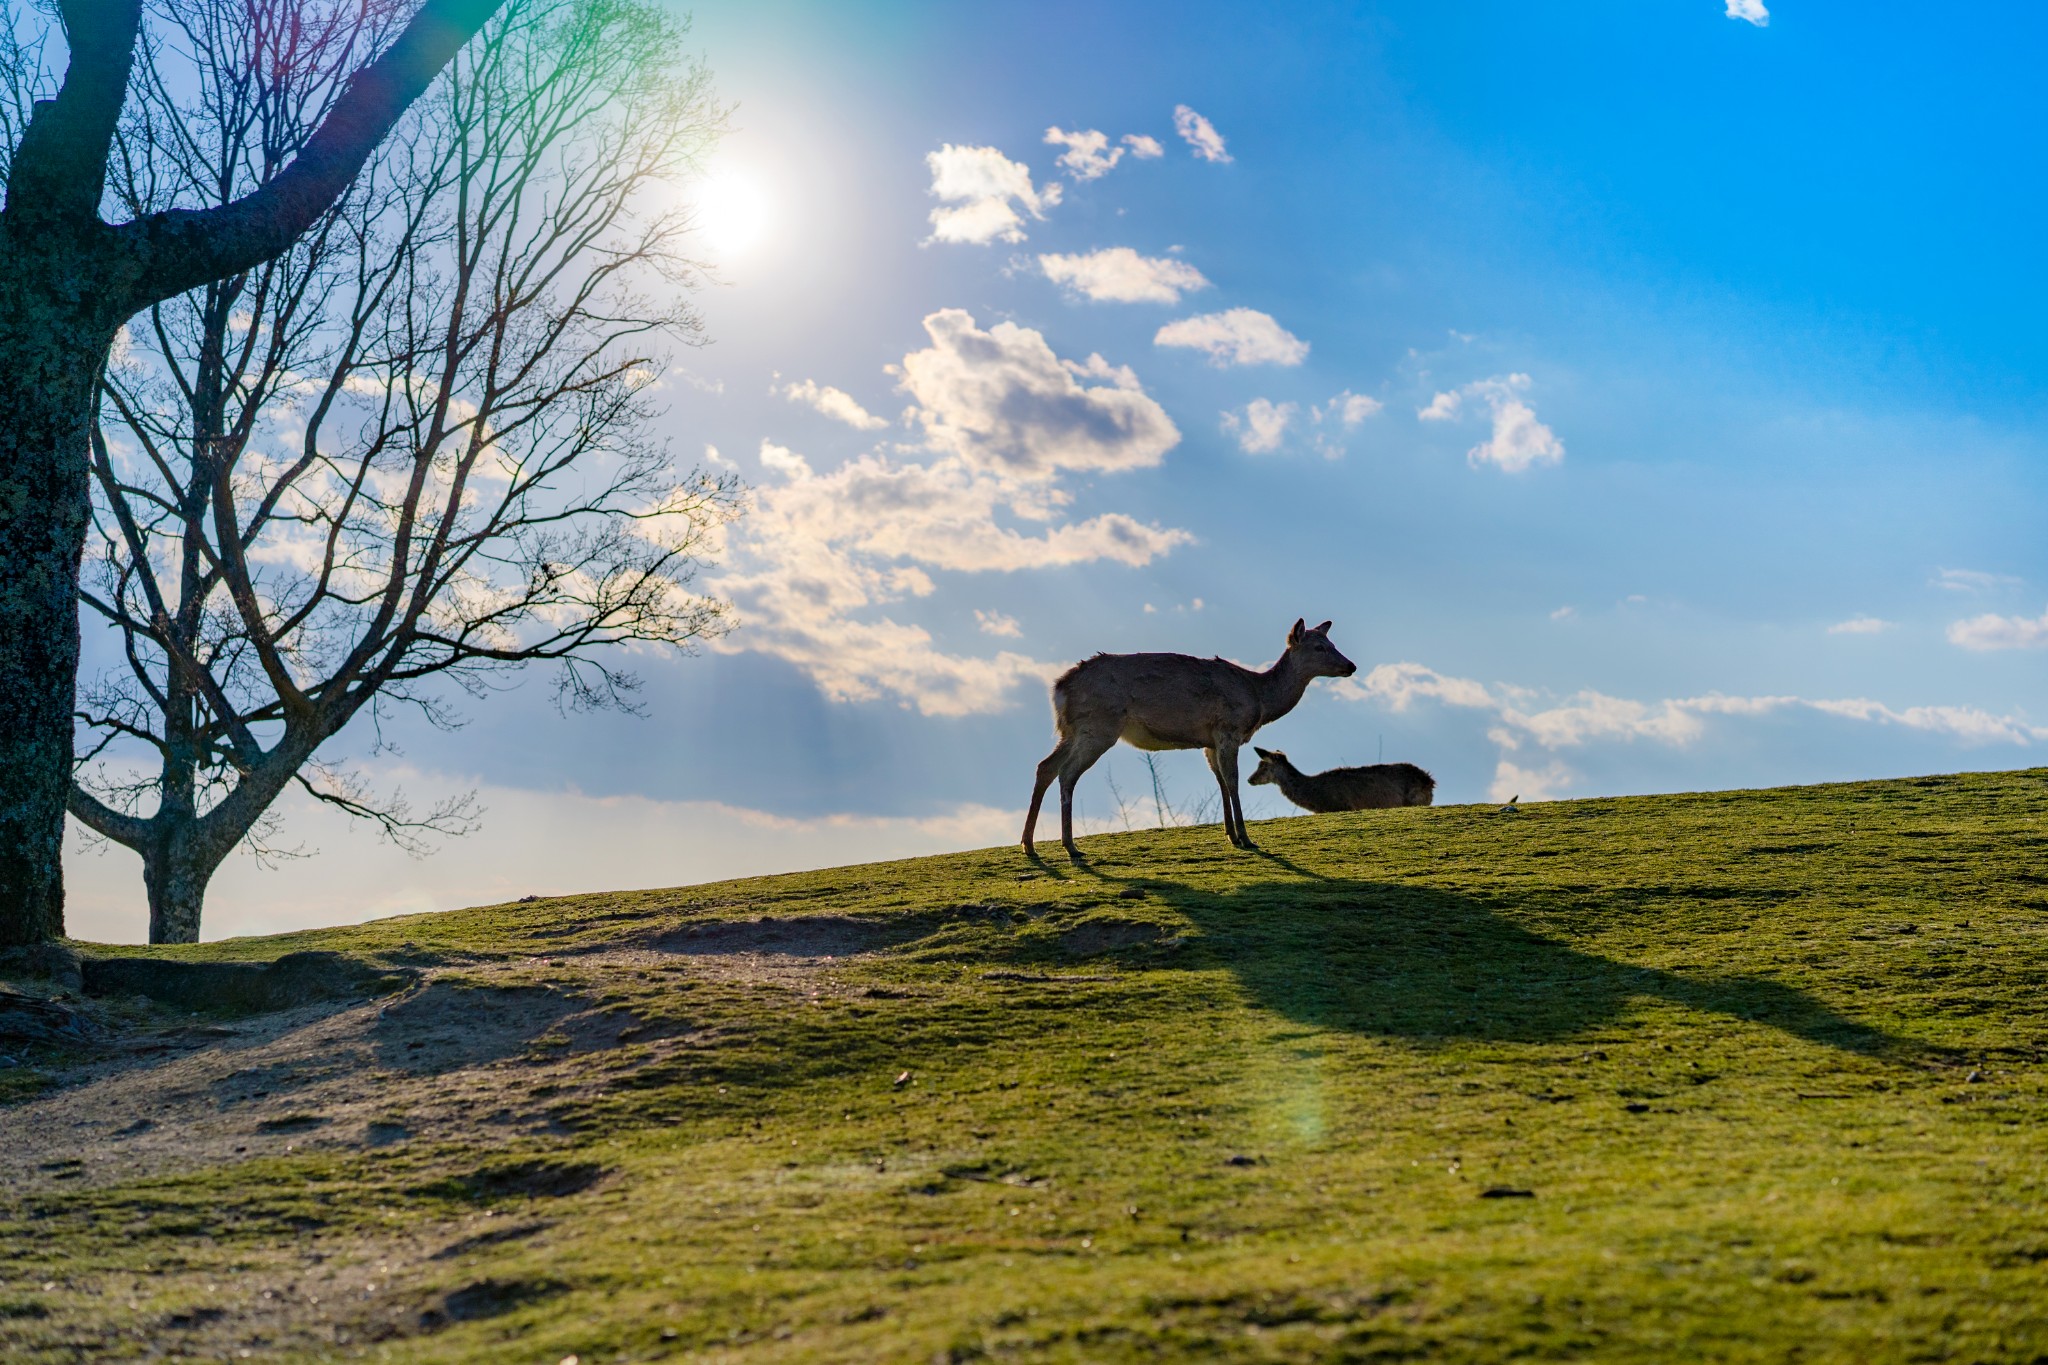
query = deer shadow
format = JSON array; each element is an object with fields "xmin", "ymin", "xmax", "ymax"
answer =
[{"xmin": 1069, "ymin": 863, "xmax": 1918, "ymax": 1059}]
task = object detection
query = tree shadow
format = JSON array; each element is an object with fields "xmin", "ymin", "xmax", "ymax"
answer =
[{"xmin": 1071, "ymin": 865, "xmax": 1920, "ymax": 1059}]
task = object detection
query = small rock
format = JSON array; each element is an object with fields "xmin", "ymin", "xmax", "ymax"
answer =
[
  {"xmin": 1624, "ymin": 1102, "xmax": 1651, "ymax": 1114},
  {"xmin": 1224, "ymin": 1154, "xmax": 1259, "ymax": 1167},
  {"xmin": 1965, "ymin": 1070, "xmax": 1985, "ymax": 1083}
]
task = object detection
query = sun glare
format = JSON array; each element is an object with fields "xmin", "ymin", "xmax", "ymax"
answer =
[{"xmin": 693, "ymin": 164, "xmax": 772, "ymax": 262}]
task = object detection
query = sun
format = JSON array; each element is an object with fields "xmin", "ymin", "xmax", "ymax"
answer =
[{"xmin": 692, "ymin": 163, "xmax": 772, "ymax": 262}]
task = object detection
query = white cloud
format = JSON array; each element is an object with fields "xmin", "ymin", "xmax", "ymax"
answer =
[
  {"xmin": 975, "ymin": 609, "xmax": 1022, "ymax": 638},
  {"xmin": 1221, "ymin": 399, "xmax": 1297, "ymax": 454},
  {"xmin": 1341, "ymin": 660, "xmax": 2048, "ymax": 770},
  {"xmin": 1804, "ymin": 698, "xmax": 2047, "ymax": 745},
  {"xmin": 1155, "ymin": 308, "xmax": 1308, "ymax": 367},
  {"xmin": 1933, "ymin": 567, "xmax": 2022, "ymax": 593},
  {"xmin": 756, "ymin": 439, "xmax": 812, "ymax": 480},
  {"xmin": 1122, "ymin": 133, "xmax": 1165, "ymax": 158},
  {"xmin": 1316, "ymin": 391, "xmax": 1383, "ymax": 428},
  {"xmin": 899, "ymin": 309, "xmax": 1182, "ymax": 480},
  {"xmin": 1305, "ymin": 390, "xmax": 1384, "ymax": 458},
  {"xmin": 1417, "ymin": 390, "xmax": 1461, "ymax": 422},
  {"xmin": 1550, "ymin": 606, "xmax": 1577, "ymax": 621},
  {"xmin": 1947, "ymin": 607, "xmax": 2048, "ymax": 651},
  {"xmin": 1491, "ymin": 759, "xmax": 1574, "ymax": 804},
  {"xmin": 1338, "ymin": 661, "xmax": 1498, "ymax": 713},
  {"xmin": 781, "ymin": 378, "xmax": 888, "ymax": 430},
  {"xmin": 1827, "ymin": 616, "xmax": 1894, "ymax": 636},
  {"xmin": 1039, "ymin": 247, "xmax": 1211, "ymax": 304},
  {"xmin": 1418, "ymin": 373, "xmax": 1564, "ymax": 472},
  {"xmin": 1725, "ymin": 0, "xmax": 1769, "ymax": 26},
  {"xmin": 924, "ymin": 144, "xmax": 1061, "ymax": 245},
  {"xmin": 1173, "ymin": 104, "xmax": 1232, "ymax": 163},
  {"xmin": 716, "ymin": 312, "xmax": 1190, "ymax": 716},
  {"xmin": 1044, "ymin": 126, "xmax": 1122, "ymax": 180}
]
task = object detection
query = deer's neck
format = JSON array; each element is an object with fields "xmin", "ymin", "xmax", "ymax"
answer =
[
  {"xmin": 1273, "ymin": 763, "xmax": 1317, "ymax": 802},
  {"xmin": 1254, "ymin": 654, "xmax": 1314, "ymax": 726}
]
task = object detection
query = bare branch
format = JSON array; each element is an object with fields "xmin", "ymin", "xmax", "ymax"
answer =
[{"xmin": 115, "ymin": 0, "xmax": 503, "ymax": 308}]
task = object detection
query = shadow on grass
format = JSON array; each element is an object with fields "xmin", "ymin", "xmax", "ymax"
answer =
[{"xmin": 1068, "ymin": 864, "xmax": 1916, "ymax": 1058}]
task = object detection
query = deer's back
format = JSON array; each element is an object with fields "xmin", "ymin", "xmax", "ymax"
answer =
[{"xmin": 1054, "ymin": 651, "xmax": 1261, "ymax": 746}]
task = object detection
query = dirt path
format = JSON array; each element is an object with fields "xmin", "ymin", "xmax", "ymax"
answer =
[{"xmin": 2, "ymin": 938, "xmax": 874, "ymax": 1198}]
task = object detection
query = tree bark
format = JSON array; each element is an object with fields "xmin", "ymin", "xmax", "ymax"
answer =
[
  {"xmin": 0, "ymin": 229, "xmax": 122, "ymax": 945},
  {"xmin": 141, "ymin": 828, "xmax": 221, "ymax": 947}
]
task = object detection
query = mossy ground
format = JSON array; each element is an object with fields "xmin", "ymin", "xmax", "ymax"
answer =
[{"xmin": 4, "ymin": 769, "xmax": 2047, "ymax": 1362}]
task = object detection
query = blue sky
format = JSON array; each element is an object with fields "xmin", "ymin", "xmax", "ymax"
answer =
[{"xmin": 66, "ymin": 0, "xmax": 2048, "ymax": 940}]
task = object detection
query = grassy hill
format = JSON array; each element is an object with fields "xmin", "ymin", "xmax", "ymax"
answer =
[{"xmin": 3, "ymin": 769, "xmax": 2046, "ymax": 1362}]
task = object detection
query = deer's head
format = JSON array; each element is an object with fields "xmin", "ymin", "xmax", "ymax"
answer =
[
  {"xmin": 1248, "ymin": 747, "xmax": 1287, "ymax": 786},
  {"xmin": 1285, "ymin": 619, "xmax": 1356, "ymax": 678}
]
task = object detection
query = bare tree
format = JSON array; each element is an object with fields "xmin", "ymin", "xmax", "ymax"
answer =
[
  {"xmin": 66, "ymin": 0, "xmax": 738, "ymax": 943},
  {"xmin": 0, "ymin": 0, "xmax": 505, "ymax": 945}
]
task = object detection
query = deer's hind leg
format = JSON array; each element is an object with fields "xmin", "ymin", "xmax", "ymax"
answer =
[
  {"xmin": 1056, "ymin": 728, "xmax": 1119, "ymax": 860},
  {"xmin": 1023, "ymin": 736, "xmax": 1074, "ymax": 855}
]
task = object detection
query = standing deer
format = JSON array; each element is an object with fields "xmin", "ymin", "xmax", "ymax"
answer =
[
  {"xmin": 1023, "ymin": 619, "xmax": 1358, "ymax": 859},
  {"xmin": 1247, "ymin": 749, "xmax": 1435, "ymax": 812}
]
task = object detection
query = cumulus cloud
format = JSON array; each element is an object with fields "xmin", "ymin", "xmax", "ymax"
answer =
[
  {"xmin": 1221, "ymin": 399, "xmax": 1296, "ymax": 454},
  {"xmin": 924, "ymin": 144, "xmax": 1061, "ymax": 245},
  {"xmin": 975, "ymin": 609, "xmax": 1022, "ymax": 638},
  {"xmin": 1827, "ymin": 616, "xmax": 1894, "ymax": 635},
  {"xmin": 1155, "ymin": 308, "xmax": 1308, "ymax": 367},
  {"xmin": 756, "ymin": 439, "xmax": 812, "ymax": 480},
  {"xmin": 1304, "ymin": 389, "xmax": 1384, "ymax": 458},
  {"xmin": 1418, "ymin": 373, "xmax": 1563, "ymax": 472},
  {"xmin": 1726, "ymin": 0, "xmax": 1769, "ymax": 25},
  {"xmin": 781, "ymin": 378, "xmax": 888, "ymax": 430},
  {"xmin": 1039, "ymin": 247, "xmax": 1210, "ymax": 304},
  {"xmin": 1044, "ymin": 127, "xmax": 1122, "ymax": 180},
  {"xmin": 717, "ymin": 312, "xmax": 1191, "ymax": 715},
  {"xmin": 898, "ymin": 308, "xmax": 1182, "ymax": 480},
  {"xmin": 1947, "ymin": 607, "xmax": 2048, "ymax": 651},
  {"xmin": 1417, "ymin": 390, "xmax": 1462, "ymax": 422},
  {"xmin": 1122, "ymin": 133, "xmax": 1165, "ymax": 158},
  {"xmin": 1491, "ymin": 759, "xmax": 1574, "ymax": 804},
  {"xmin": 1317, "ymin": 391, "xmax": 1383, "ymax": 427},
  {"xmin": 1340, "ymin": 661, "xmax": 1497, "ymax": 713},
  {"xmin": 1173, "ymin": 104, "xmax": 1231, "ymax": 163}
]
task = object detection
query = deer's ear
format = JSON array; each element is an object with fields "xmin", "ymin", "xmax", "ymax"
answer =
[
  {"xmin": 1254, "ymin": 747, "xmax": 1275, "ymax": 759},
  {"xmin": 1288, "ymin": 618, "xmax": 1305, "ymax": 644},
  {"xmin": 1314, "ymin": 620, "xmax": 1332, "ymax": 635}
]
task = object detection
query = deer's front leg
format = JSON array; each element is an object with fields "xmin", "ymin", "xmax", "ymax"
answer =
[{"xmin": 1202, "ymin": 747, "xmax": 1234, "ymax": 846}]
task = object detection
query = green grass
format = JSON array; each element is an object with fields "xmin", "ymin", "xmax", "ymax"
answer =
[{"xmin": 5, "ymin": 768, "xmax": 2048, "ymax": 1361}]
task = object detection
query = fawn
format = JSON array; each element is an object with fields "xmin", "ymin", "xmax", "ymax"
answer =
[{"xmin": 1247, "ymin": 748, "xmax": 1435, "ymax": 813}]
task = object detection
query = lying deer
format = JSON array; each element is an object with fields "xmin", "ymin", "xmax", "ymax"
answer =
[
  {"xmin": 1023, "ymin": 619, "xmax": 1358, "ymax": 858},
  {"xmin": 1247, "ymin": 748, "xmax": 1435, "ymax": 812}
]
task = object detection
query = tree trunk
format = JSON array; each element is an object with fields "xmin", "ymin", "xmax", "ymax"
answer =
[
  {"xmin": 141, "ymin": 828, "xmax": 224, "ymax": 946},
  {"xmin": 0, "ymin": 232, "xmax": 113, "ymax": 946}
]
